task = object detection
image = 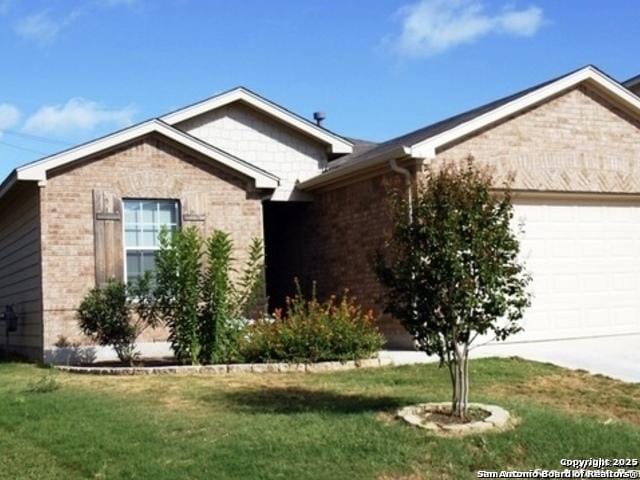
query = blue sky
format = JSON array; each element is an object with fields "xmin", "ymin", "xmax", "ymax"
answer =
[{"xmin": 1, "ymin": 0, "xmax": 639, "ymax": 180}]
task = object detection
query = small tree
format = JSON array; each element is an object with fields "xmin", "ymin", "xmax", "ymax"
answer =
[
  {"xmin": 77, "ymin": 274, "xmax": 158, "ymax": 365},
  {"xmin": 200, "ymin": 230, "xmax": 234, "ymax": 364},
  {"xmin": 233, "ymin": 237, "xmax": 267, "ymax": 319},
  {"xmin": 155, "ymin": 226, "xmax": 203, "ymax": 364},
  {"xmin": 376, "ymin": 158, "xmax": 530, "ymax": 419},
  {"xmin": 155, "ymin": 227, "xmax": 266, "ymax": 365}
]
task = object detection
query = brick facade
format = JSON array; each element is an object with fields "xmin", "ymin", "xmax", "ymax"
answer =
[
  {"xmin": 303, "ymin": 171, "xmax": 411, "ymax": 346},
  {"xmin": 40, "ymin": 134, "xmax": 263, "ymax": 354},
  {"xmin": 5, "ymin": 81, "xmax": 640, "ymax": 360},
  {"xmin": 435, "ymin": 85, "xmax": 640, "ymax": 193},
  {"xmin": 302, "ymin": 85, "xmax": 640, "ymax": 347}
]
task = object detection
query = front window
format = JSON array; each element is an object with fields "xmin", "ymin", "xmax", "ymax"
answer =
[{"xmin": 123, "ymin": 199, "xmax": 180, "ymax": 283}]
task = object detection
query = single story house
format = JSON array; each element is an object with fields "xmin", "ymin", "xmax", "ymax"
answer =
[{"xmin": 2, "ymin": 65, "xmax": 640, "ymax": 362}]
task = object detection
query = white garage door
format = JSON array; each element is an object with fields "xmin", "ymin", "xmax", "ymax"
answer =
[{"xmin": 512, "ymin": 198, "xmax": 640, "ymax": 342}]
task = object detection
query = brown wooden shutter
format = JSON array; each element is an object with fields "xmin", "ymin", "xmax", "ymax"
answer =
[
  {"xmin": 93, "ymin": 190, "xmax": 124, "ymax": 286},
  {"xmin": 181, "ymin": 192, "xmax": 206, "ymax": 232}
]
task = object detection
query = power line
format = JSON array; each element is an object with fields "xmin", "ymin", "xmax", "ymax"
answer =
[
  {"xmin": 2, "ymin": 129, "xmax": 73, "ymax": 147},
  {"xmin": 0, "ymin": 140, "xmax": 48, "ymax": 155}
]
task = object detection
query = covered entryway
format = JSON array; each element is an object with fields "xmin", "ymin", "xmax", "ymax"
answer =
[
  {"xmin": 512, "ymin": 197, "xmax": 640, "ymax": 342},
  {"xmin": 262, "ymin": 201, "xmax": 310, "ymax": 311}
]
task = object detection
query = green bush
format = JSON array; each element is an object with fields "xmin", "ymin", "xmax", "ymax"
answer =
[
  {"xmin": 155, "ymin": 227, "xmax": 203, "ymax": 365},
  {"xmin": 233, "ymin": 238, "xmax": 267, "ymax": 320},
  {"xmin": 200, "ymin": 230, "xmax": 234, "ymax": 364},
  {"xmin": 155, "ymin": 227, "xmax": 266, "ymax": 365},
  {"xmin": 77, "ymin": 275, "xmax": 158, "ymax": 365},
  {"xmin": 240, "ymin": 285, "xmax": 383, "ymax": 363}
]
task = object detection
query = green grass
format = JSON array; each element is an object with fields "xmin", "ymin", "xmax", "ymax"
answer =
[{"xmin": 0, "ymin": 357, "xmax": 639, "ymax": 480}]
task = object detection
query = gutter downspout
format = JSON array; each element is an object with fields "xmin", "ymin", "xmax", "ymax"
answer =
[
  {"xmin": 389, "ymin": 156, "xmax": 419, "ymax": 327},
  {"xmin": 389, "ymin": 158, "xmax": 413, "ymax": 222}
]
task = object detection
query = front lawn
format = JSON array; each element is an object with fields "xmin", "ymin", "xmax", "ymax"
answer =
[{"xmin": 0, "ymin": 357, "xmax": 638, "ymax": 479}]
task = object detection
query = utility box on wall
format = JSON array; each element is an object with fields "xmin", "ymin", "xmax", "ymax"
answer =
[{"xmin": 0, "ymin": 305, "xmax": 17, "ymax": 333}]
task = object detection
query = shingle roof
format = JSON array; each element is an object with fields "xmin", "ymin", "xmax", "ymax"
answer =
[
  {"xmin": 623, "ymin": 73, "xmax": 640, "ymax": 88},
  {"xmin": 326, "ymin": 65, "xmax": 593, "ymax": 173},
  {"xmin": 344, "ymin": 137, "xmax": 378, "ymax": 156}
]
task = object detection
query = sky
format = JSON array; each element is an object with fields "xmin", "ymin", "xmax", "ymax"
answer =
[{"xmin": 1, "ymin": 0, "xmax": 639, "ymax": 181}]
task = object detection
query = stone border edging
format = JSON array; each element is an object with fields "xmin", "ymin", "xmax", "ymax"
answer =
[
  {"xmin": 397, "ymin": 402, "xmax": 511, "ymax": 434},
  {"xmin": 54, "ymin": 357, "xmax": 393, "ymax": 375}
]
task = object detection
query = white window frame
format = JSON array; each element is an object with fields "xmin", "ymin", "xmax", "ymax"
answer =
[{"xmin": 122, "ymin": 198, "xmax": 181, "ymax": 284}]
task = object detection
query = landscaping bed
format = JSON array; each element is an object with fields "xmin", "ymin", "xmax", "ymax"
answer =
[
  {"xmin": 55, "ymin": 357, "xmax": 390, "ymax": 375},
  {"xmin": 396, "ymin": 402, "xmax": 512, "ymax": 435}
]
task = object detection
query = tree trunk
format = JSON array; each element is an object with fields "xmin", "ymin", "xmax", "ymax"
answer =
[
  {"xmin": 446, "ymin": 350, "xmax": 456, "ymax": 408},
  {"xmin": 450, "ymin": 347, "xmax": 469, "ymax": 419}
]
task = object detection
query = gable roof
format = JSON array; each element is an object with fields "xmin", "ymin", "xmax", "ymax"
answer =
[
  {"xmin": 0, "ymin": 85, "xmax": 356, "ymax": 201},
  {"xmin": 0, "ymin": 119, "xmax": 280, "ymax": 199},
  {"xmin": 300, "ymin": 65, "xmax": 640, "ymax": 189},
  {"xmin": 161, "ymin": 86, "xmax": 353, "ymax": 154}
]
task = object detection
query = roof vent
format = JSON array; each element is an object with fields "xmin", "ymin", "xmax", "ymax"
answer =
[{"xmin": 313, "ymin": 111, "xmax": 326, "ymax": 127}]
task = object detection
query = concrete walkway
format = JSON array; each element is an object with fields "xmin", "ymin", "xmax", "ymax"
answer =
[{"xmin": 380, "ymin": 333, "xmax": 640, "ymax": 383}]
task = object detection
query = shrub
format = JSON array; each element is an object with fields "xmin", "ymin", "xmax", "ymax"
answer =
[
  {"xmin": 77, "ymin": 275, "xmax": 158, "ymax": 365},
  {"xmin": 155, "ymin": 227, "xmax": 203, "ymax": 365},
  {"xmin": 155, "ymin": 227, "xmax": 266, "ymax": 365},
  {"xmin": 233, "ymin": 237, "xmax": 267, "ymax": 319},
  {"xmin": 240, "ymin": 285, "xmax": 383, "ymax": 363},
  {"xmin": 200, "ymin": 230, "xmax": 234, "ymax": 364}
]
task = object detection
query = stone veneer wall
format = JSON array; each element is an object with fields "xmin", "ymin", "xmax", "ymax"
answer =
[
  {"xmin": 40, "ymin": 134, "xmax": 264, "ymax": 355},
  {"xmin": 177, "ymin": 102, "xmax": 328, "ymax": 189}
]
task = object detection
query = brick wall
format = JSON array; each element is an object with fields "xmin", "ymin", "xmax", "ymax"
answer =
[
  {"xmin": 0, "ymin": 182, "xmax": 43, "ymax": 359},
  {"xmin": 434, "ymin": 85, "xmax": 640, "ymax": 193},
  {"xmin": 302, "ymin": 85, "xmax": 640, "ymax": 347},
  {"xmin": 40, "ymin": 134, "xmax": 264, "ymax": 351},
  {"xmin": 303, "ymin": 171, "xmax": 411, "ymax": 346}
]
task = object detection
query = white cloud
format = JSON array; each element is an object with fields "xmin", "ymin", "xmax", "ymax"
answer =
[
  {"xmin": 387, "ymin": 0, "xmax": 544, "ymax": 58},
  {"xmin": 14, "ymin": 1, "xmax": 135, "ymax": 45},
  {"xmin": 498, "ymin": 7, "xmax": 544, "ymax": 36},
  {"xmin": 14, "ymin": 10, "xmax": 76, "ymax": 45},
  {"xmin": 0, "ymin": 103, "xmax": 21, "ymax": 131},
  {"xmin": 23, "ymin": 98, "xmax": 135, "ymax": 135}
]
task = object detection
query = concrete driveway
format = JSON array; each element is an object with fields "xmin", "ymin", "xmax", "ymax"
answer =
[{"xmin": 380, "ymin": 333, "xmax": 640, "ymax": 383}]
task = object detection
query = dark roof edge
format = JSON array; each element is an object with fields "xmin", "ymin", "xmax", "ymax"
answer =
[{"xmin": 623, "ymin": 73, "xmax": 640, "ymax": 88}]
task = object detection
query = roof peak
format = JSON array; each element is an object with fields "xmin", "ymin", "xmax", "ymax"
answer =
[
  {"xmin": 160, "ymin": 86, "xmax": 353, "ymax": 154},
  {"xmin": 301, "ymin": 64, "xmax": 640, "ymax": 189}
]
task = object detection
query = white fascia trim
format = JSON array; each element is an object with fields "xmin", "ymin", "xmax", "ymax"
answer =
[
  {"xmin": 412, "ymin": 66, "xmax": 640, "ymax": 156},
  {"xmin": 16, "ymin": 120, "xmax": 279, "ymax": 189},
  {"xmin": 298, "ymin": 145, "xmax": 413, "ymax": 190},
  {"xmin": 155, "ymin": 122, "xmax": 279, "ymax": 188},
  {"xmin": 160, "ymin": 87, "xmax": 354, "ymax": 154}
]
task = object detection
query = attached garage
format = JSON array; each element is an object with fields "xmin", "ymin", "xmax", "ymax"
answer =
[
  {"xmin": 299, "ymin": 65, "xmax": 640, "ymax": 357},
  {"xmin": 514, "ymin": 197, "xmax": 640, "ymax": 341}
]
